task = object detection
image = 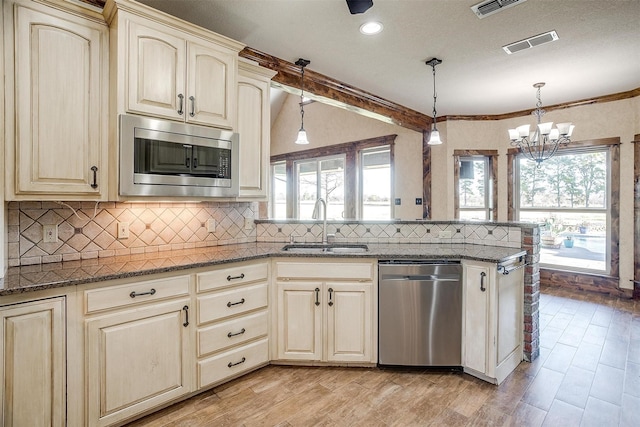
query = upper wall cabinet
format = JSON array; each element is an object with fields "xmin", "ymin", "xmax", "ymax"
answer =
[
  {"xmin": 104, "ymin": 0, "xmax": 245, "ymax": 130},
  {"xmin": 237, "ymin": 61, "xmax": 277, "ymax": 199},
  {"xmin": 3, "ymin": 0, "xmax": 109, "ymax": 200}
]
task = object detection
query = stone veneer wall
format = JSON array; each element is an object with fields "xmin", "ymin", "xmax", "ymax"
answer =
[
  {"xmin": 257, "ymin": 220, "xmax": 541, "ymax": 362},
  {"xmin": 7, "ymin": 201, "xmax": 258, "ymax": 267}
]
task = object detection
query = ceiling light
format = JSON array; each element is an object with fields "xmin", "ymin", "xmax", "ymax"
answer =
[
  {"xmin": 360, "ymin": 21, "xmax": 383, "ymax": 35},
  {"xmin": 508, "ymin": 82, "xmax": 574, "ymax": 166},
  {"xmin": 425, "ymin": 58, "xmax": 443, "ymax": 145},
  {"xmin": 294, "ymin": 58, "xmax": 311, "ymax": 145}
]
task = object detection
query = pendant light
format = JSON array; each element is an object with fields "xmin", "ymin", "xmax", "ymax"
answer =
[
  {"xmin": 426, "ymin": 58, "xmax": 443, "ymax": 145},
  {"xmin": 294, "ymin": 58, "xmax": 311, "ymax": 145}
]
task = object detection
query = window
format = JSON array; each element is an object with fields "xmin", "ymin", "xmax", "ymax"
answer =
[
  {"xmin": 269, "ymin": 135, "xmax": 396, "ymax": 220},
  {"xmin": 454, "ymin": 151, "xmax": 497, "ymax": 220},
  {"xmin": 515, "ymin": 147, "xmax": 610, "ymax": 273},
  {"xmin": 360, "ymin": 147, "xmax": 391, "ymax": 220},
  {"xmin": 295, "ymin": 156, "xmax": 345, "ymax": 219},
  {"xmin": 270, "ymin": 162, "xmax": 287, "ymax": 219}
]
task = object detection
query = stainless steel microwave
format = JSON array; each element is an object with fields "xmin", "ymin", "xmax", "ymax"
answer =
[{"xmin": 119, "ymin": 115, "xmax": 239, "ymax": 198}]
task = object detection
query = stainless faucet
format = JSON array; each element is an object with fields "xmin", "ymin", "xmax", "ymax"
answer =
[{"xmin": 312, "ymin": 198, "xmax": 328, "ymax": 244}]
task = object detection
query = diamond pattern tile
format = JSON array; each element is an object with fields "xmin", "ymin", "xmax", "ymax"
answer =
[{"xmin": 9, "ymin": 201, "xmax": 258, "ymax": 266}]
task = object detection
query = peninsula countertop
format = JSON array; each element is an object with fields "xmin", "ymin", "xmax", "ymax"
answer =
[{"xmin": 0, "ymin": 242, "xmax": 527, "ymax": 296}]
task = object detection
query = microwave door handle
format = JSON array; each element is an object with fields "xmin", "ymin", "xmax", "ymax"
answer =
[
  {"xmin": 184, "ymin": 145, "xmax": 192, "ymax": 169},
  {"xmin": 193, "ymin": 158, "xmax": 198, "ymax": 168}
]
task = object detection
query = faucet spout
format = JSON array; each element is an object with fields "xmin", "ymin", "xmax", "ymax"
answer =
[{"xmin": 312, "ymin": 198, "xmax": 328, "ymax": 244}]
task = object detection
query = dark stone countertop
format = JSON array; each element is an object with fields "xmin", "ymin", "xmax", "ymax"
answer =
[{"xmin": 0, "ymin": 242, "xmax": 526, "ymax": 296}]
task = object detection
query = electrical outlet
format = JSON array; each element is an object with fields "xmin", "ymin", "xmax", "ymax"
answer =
[
  {"xmin": 244, "ymin": 217, "xmax": 253, "ymax": 230},
  {"xmin": 43, "ymin": 224, "xmax": 58, "ymax": 243},
  {"xmin": 207, "ymin": 219, "xmax": 216, "ymax": 233},
  {"xmin": 438, "ymin": 230, "xmax": 452, "ymax": 238},
  {"xmin": 117, "ymin": 222, "xmax": 130, "ymax": 239}
]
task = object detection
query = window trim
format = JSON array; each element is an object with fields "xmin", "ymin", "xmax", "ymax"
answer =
[
  {"xmin": 453, "ymin": 150, "xmax": 498, "ymax": 220},
  {"xmin": 270, "ymin": 134, "xmax": 397, "ymax": 219},
  {"xmin": 507, "ymin": 137, "xmax": 621, "ymax": 290}
]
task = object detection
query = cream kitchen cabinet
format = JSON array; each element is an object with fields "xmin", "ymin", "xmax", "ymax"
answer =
[
  {"xmin": 195, "ymin": 260, "xmax": 270, "ymax": 389},
  {"xmin": 274, "ymin": 259, "xmax": 375, "ymax": 363},
  {"xmin": 3, "ymin": 0, "xmax": 109, "ymax": 200},
  {"xmin": 236, "ymin": 61, "xmax": 277, "ymax": 199},
  {"xmin": 104, "ymin": 0, "xmax": 244, "ymax": 129},
  {"xmin": 0, "ymin": 297, "xmax": 66, "ymax": 427},
  {"xmin": 462, "ymin": 258, "xmax": 524, "ymax": 385},
  {"xmin": 84, "ymin": 275, "xmax": 193, "ymax": 427}
]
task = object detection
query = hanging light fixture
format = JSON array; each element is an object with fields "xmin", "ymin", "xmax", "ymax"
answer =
[
  {"xmin": 426, "ymin": 58, "xmax": 443, "ymax": 145},
  {"xmin": 508, "ymin": 82, "xmax": 574, "ymax": 167},
  {"xmin": 294, "ymin": 58, "xmax": 311, "ymax": 145}
]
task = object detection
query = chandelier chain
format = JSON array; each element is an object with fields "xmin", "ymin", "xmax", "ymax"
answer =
[{"xmin": 299, "ymin": 66, "xmax": 305, "ymax": 129}]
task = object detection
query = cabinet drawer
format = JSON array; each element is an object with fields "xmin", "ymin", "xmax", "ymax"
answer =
[
  {"xmin": 197, "ymin": 283, "xmax": 267, "ymax": 324},
  {"xmin": 275, "ymin": 261, "xmax": 374, "ymax": 281},
  {"xmin": 85, "ymin": 275, "xmax": 190, "ymax": 314},
  {"xmin": 197, "ymin": 262, "xmax": 268, "ymax": 292},
  {"xmin": 197, "ymin": 310, "xmax": 268, "ymax": 357},
  {"xmin": 198, "ymin": 338, "xmax": 269, "ymax": 389}
]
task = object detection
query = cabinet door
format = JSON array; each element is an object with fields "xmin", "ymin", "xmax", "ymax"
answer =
[
  {"xmin": 276, "ymin": 282, "xmax": 322, "ymax": 361},
  {"xmin": 127, "ymin": 17, "xmax": 186, "ymax": 120},
  {"xmin": 326, "ymin": 282, "xmax": 372, "ymax": 362},
  {"xmin": 86, "ymin": 299, "xmax": 193, "ymax": 427},
  {"xmin": 237, "ymin": 69, "xmax": 270, "ymax": 198},
  {"xmin": 13, "ymin": 5, "xmax": 107, "ymax": 197},
  {"xmin": 186, "ymin": 41, "xmax": 236, "ymax": 129},
  {"xmin": 0, "ymin": 298, "xmax": 65, "ymax": 427},
  {"xmin": 464, "ymin": 263, "xmax": 490, "ymax": 375}
]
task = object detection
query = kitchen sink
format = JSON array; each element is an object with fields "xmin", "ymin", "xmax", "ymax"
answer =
[{"xmin": 281, "ymin": 243, "xmax": 369, "ymax": 253}]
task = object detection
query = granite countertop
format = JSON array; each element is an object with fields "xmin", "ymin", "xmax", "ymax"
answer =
[{"xmin": 0, "ymin": 242, "xmax": 526, "ymax": 296}]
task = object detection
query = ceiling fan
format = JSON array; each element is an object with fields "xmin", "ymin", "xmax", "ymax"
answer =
[{"xmin": 346, "ymin": 0, "xmax": 373, "ymax": 14}]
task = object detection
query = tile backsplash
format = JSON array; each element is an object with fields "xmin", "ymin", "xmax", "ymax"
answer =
[{"xmin": 8, "ymin": 201, "xmax": 258, "ymax": 266}]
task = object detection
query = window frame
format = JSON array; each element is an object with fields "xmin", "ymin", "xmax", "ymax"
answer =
[
  {"xmin": 508, "ymin": 137, "xmax": 621, "ymax": 288},
  {"xmin": 358, "ymin": 145, "xmax": 393, "ymax": 220},
  {"xmin": 453, "ymin": 150, "xmax": 498, "ymax": 220},
  {"xmin": 270, "ymin": 134, "xmax": 396, "ymax": 220},
  {"xmin": 293, "ymin": 154, "xmax": 346, "ymax": 219}
]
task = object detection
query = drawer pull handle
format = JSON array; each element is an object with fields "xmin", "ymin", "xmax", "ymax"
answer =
[
  {"xmin": 130, "ymin": 288, "xmax": 156, "ymax": 298},
  {"xmin": 227, "ymin": 274, "xmax": 245, "ymax": 281},
  {"xmin": 480, "ymin": 272, "xmax": 487, "ymax": 292},
  {"xmin": 227, "ymin": 298, "xmax": 245, "ymax": 308},
  {"xmin": 182, "ymin": 305, "xmax": 189, "ymax": 327},
  {"xmin": 177, "ymin": 94, "xmax": 184, "ymax": 115},
  {"xmin": 314, "ymin": 287, "xmax": 320, "ymax": 306},
  {"xmin": 328, "ymin": 288, "xmax": 334, "ymax": 306},
  {"xmin": 189, "ymin": 95, "xmax": 195, "ymax": 117},
  {"xmin": 227, "ymin": 328, "xmax": 246, "ymax": 338},
  {"xmin": 228, "ymin": 357, "xmax": 246, "ymax": 368}
]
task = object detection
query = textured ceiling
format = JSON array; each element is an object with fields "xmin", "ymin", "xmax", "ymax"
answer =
[{"xmin": 139, "ymin": 0, "xmax": 640, "ymax": 116}]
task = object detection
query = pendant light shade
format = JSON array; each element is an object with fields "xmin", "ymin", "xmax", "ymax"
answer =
[
  {"xmin": 294, "ymin": 58, "xmax": 311, "ymax": 145},
  {"xmin": 426, "ymin": 58, "xmax": 443, "ymax": 145}
]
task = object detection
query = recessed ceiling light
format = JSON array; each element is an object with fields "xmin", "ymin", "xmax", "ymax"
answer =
[{"xmin": 360, "ymin": 21, "xmax": 383, "ymax": 35}]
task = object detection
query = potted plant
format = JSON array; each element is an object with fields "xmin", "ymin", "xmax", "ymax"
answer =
[
  {"xmin": 564, "ymin": 236, "xmax": 574, "ymax": 248},
  {"xmin": 578, "ymin": 221, "xmax": 588, "ymax": 234}
]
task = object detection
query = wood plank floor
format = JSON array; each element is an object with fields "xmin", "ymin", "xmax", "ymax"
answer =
[{"xmin": 126, "ymin": 286, "xmax": 640, "ymax": 426}]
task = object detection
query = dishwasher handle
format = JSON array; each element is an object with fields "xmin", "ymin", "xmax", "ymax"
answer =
[{"xmin": 380, "ymin": 274, "xmax": 460, "ymax": 282}]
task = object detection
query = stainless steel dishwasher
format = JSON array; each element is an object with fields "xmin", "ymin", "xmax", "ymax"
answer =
[{"xmin": 378, "ymin": 260, "xmax": 462, "ymax": 367}]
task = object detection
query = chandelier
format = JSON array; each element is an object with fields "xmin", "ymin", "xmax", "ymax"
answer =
[
  {"xmin": 294, "ymin": 58, "xmax": 311, "ymax": 145},
  {"xmin": 426, "ymin": 58, "xmax": 443, "ymax": 145},
  {"xmin": 508, "ymin": 82, "xmax": 574, "ymax": 166}
]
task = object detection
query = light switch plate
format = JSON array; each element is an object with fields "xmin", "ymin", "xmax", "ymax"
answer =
[
  {"xmin": 117, "ymin": 222, "xmax": 130, "ymax": 239},
  {"xmin": 244, "ymin": 217, "xmax": 253, "ymax": 230},
  {"xmin": 43, "ymin": 224, "xmax": 58, "ymax": 243}
]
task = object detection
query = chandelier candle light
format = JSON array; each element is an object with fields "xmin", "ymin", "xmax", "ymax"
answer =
[
  {"xmin": 426, "ymin": 58, "xmax": 443, "ymax": 145},
  {"xmin": 294, "ymin": 58, "xmax": 311, "ymax": 145},
  {"xmin": 508, "ymin": 82, "xmax": 574, "ymax": 166}
]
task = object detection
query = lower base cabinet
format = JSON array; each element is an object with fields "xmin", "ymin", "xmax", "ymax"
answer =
[
  {"xmin": 0, "ymin": 297, "xmax": 66, "ymax": 427},
  {"xmin": 274, "ymin": 260, "xmax": 375, "ymax": 364},
  {"xmin": 462, "ymin": 259, "xmax": 524, "ymax": 385}
]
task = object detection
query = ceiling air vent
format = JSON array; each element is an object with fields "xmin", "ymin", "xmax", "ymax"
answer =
[
  {"xmin": 471, "ymin": 0, "xmax": 527, "ymax": 19},
  {"xmin": 503, "ymin": 30, "xmax": 559, "ymax": 54}
]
